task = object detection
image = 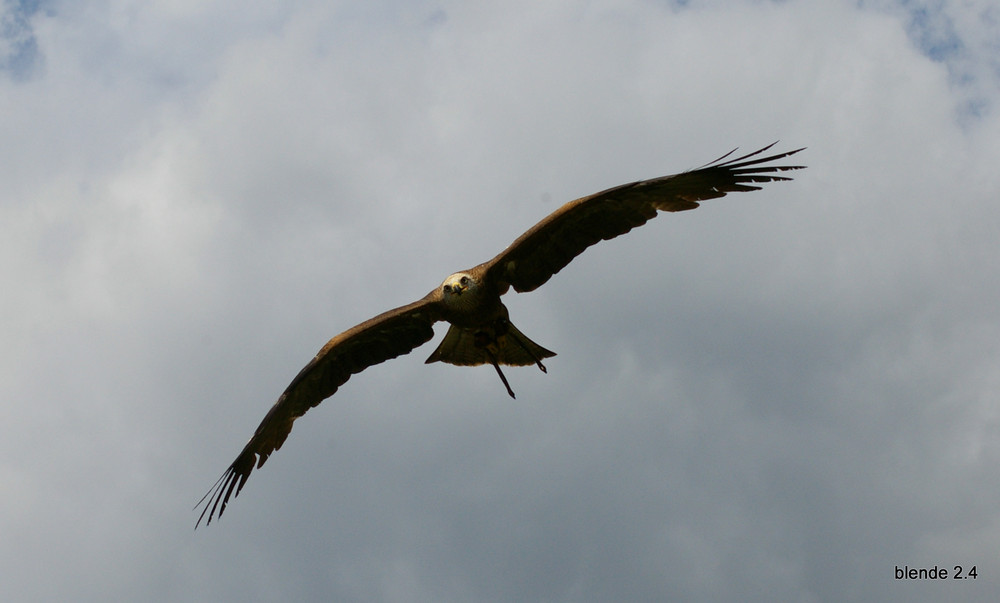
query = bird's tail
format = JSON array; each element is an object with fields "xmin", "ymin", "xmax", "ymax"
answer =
[{"xmin": 425, "ymin": 322, "xmax": 555, "ymax": 369}]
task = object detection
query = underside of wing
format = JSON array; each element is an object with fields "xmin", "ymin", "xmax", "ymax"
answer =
[
  {"xmin": 195, "ymin": 293, "xmax": 443, "ymax": 527},
  {"xmin": 483, "ymin": 143, "xmax": 805, "ymax": 293}
]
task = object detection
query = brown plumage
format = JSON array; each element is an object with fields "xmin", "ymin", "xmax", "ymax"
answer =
[{"xmin": 196, "ymin": 143, "xmax": 805, "ymax": 527}]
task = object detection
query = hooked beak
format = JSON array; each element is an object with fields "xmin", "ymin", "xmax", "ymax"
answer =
[{"xmin": 451, "ymin": 283, "xmax": 466, "ymax": 295}]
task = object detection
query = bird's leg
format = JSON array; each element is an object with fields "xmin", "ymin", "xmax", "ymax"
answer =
[
  {"xmin": 476, "ymin": 328, "xmax": 516, "ymax": 399},
  {"xmin": 497, "ymin": 317, "xmax": 548, "ymax": 373},
  {"xmin": 513, "ymin": 336, "xmax": 548, "ymax": 373},
  {"xmin": 486, "ymin": 348, "xmax": 516, "ymax": 399}
]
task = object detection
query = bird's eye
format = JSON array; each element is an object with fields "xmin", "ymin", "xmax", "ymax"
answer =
[
  {"xmin": 443, "ymin": 285, "xmax": 452, "ymax": 293},
  {"xmin": 460, "ymin": 276, "xmax": 469, "ymax": 285}
]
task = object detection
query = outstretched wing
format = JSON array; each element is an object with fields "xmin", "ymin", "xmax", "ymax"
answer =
[
  {"xmin": 482, "ymin": 143, "xmax": 805, "ymax": 293},
  {"xmin": 196, "ymin": 293, "xmax": 443, "ymax": 527}
]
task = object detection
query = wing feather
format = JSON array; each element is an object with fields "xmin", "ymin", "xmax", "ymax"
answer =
[
  {"xmin": 483, "ymin": 143, "xmax": 805, "ymax": 293},
  {"xmin": 195, "ymin": 293, "xmax": 443, "ymax": 527}
]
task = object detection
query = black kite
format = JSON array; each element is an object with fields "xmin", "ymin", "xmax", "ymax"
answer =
[{"xmin": 196, "ymin": 143, "xmax": 805, "ymax": 526}]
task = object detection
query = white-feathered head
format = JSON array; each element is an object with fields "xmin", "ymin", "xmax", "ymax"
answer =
[{"xmin": 440, "ymin": 272, "xmax": 480, "ymax": 309}]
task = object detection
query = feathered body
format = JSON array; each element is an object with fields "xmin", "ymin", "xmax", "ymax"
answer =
[{"xmin": 425, "ymin": 268, "xmax": 555, "ymax": 374}]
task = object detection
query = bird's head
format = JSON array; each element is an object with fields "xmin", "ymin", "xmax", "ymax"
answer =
[
  {"xmin": 441, "ymin": 272, "xmax": 473, "ymax": 296},
  {"xmin": 440, "ymin": 272, "xmax": 480, "ymax": 308}
]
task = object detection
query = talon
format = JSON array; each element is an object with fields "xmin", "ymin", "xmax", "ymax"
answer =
[
  {"xmin": 487, "ymin": 349, "xmax": 516, "ymax": 399},
  {"xmin": 509, "ymin": 330, "xmax": 548, "ymax": 373}
]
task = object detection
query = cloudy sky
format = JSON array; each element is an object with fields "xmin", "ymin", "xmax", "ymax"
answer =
[{"xmin": 3, "ymin": 0, "xmax": 999, "ymax": 601}]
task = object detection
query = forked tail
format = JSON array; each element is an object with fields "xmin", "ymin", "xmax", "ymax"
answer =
[{"xmin": 425, "ymin": 320, "xmax": 556, "ymax": 398}]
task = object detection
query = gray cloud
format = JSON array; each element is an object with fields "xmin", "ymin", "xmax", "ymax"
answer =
[{"xmin": 1, "ymin": 1, "xmax": 998, "ymax": 601}]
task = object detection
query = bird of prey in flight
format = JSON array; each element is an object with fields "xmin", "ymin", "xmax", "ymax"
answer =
[{"xmin": 196, "ymin": 143, "xmax": 805, "ymax": 527}]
